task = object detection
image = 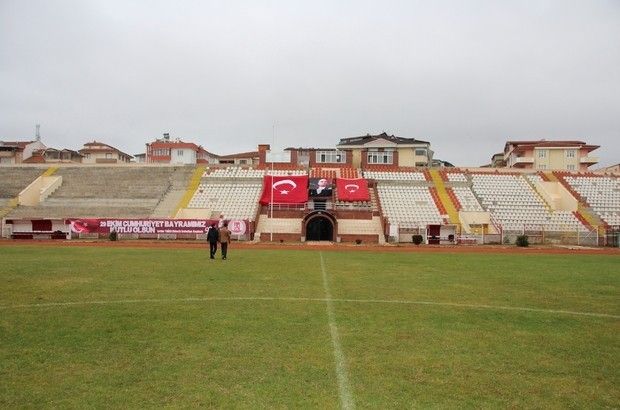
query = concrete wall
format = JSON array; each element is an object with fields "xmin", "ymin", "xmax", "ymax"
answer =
[
  {"xmin": 535, "ymin": 181, "xmax": 577, "ymax": 211},
  {"xmin": 176, "ymin": 208, "xmax": 212, "ymax": 218},
  {"xmin": 18, "ymin": 175, "xmax": 62, "ymax": 206}
]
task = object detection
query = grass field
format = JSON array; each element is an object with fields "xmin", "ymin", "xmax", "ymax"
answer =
[{"xmin": 1, "ymin": 245, "xmax": 618, "ymax": 408}]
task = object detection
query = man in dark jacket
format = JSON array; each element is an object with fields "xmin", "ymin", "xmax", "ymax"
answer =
[{"xmin": 207, "ymin": 223, "xmax": 219, "ymax": 259}]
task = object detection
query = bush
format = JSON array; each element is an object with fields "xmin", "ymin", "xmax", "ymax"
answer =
[
  {"xmin": 516, "ymin": 235, "xmax": 529, "ymax": 247},
  {"xmin": 109, "ymin": 231, "xmax": 118, "ymax": 241},
  {"xmin": 412, "ymin": 235, "xmax": 424, "ymax": 245}
]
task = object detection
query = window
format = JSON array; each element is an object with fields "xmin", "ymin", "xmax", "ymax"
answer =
[
  {"xmin": 567, "ymin": 164, "xmax": 576, "ymax": 170},
  {"xmin": 316, "ymin": 150, "xmax": 346, "ymax": 163},
  {"xmin": 415, "ymin": 149, "xmax": 427, "ymax": 156},
  {"xmin": 367, "ymin": 150, "xmax": 393, "ymax": 164},
  {"xmin": 152, "ymin": 148, "xmax": 170, "ymax": 156},
  {"xmin": 538, "ymin": 164, "xmax": 546, "ymax": 170},
  {"xmin": 84, "ymin": 153, "xmax": 90, "ymax": 159},
  {"xmin": 177, "ymin": 150, "xmax": 184, "ymax": 156},
  {"xmin": 105, "ymin": 153, "xmax": 112, "ymax": 159},
  {"xmin": 566, "ymin": 149, "xmax": 576, "ymax": 158},
  {"xmin": 538, "ymin": 150, "xmax": 547, "ymax": 158}
]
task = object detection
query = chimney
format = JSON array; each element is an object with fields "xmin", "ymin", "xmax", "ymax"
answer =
[
  {"xmin": 163, "ymin": 133, "xmax": 170, "ymax": 141},
  {"xmin": 36, "ymin": 124, "xmax": 41, "ymax": 142}
]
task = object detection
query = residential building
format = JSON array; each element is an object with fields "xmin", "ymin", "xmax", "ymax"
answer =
[
  {"xmin": 336, "ymin": 132, "xmax": 433, "ymax": 168},
  {"xmin": 503, "ymin": 140, "xmax": 599, "ymax": 171},
  {"xmin": 596, "ymin": 163, "xmax": 620, "ymax": 174},
  {"xmin": 0, "ymin": 139, "xmax": 46, "ymax": 164},
  {"xmin": 145, "ymin": 133, "xmax": 217, "ymax": 165},
  {"xmin": 24, "ymin": 148, "xmax": 83, "ymax": 163},
  {"xmin": 79, "ymin": 141, "xmax": 132, "ymax": 164},
  {"xmin": 491, "ymin": 152, "xmax": 506, "ymax": 168},
  {"xmin": 217, "ymin": 150, "xmax": 259, "ymax": 166},
  {"xmin": 133, "ymin": 153, "xmax": 146, "ymax": 163}
]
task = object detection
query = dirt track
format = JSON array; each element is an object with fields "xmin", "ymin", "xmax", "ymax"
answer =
[{"xmin": 1, "ymin": 239, "xmax": 619, "ymax": 255}]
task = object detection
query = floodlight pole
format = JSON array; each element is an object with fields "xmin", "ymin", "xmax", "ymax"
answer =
[{"xmin": 270, "ymin": 123, "xmax": 275, "ymax": 242}]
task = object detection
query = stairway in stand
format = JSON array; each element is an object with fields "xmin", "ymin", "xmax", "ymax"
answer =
[{"xmin": 428, "ymin": 169, "xmax": 460, "ymax": 225}]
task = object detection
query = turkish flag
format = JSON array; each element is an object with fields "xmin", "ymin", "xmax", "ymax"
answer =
[
  {"xmin": 336, "ymin": 178, "xmax": 370, "ymax": 201},
  {"xmin": 259, "ymin": 175, "xmax": 309, "ymax": 204}
]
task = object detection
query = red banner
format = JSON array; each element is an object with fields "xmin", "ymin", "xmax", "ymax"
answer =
[
  {"xmin": 336, "ymin": 178, "xmax": 370, "ymax": 201},
  {"xmin": 259, "ymin": 175, "xmax": 309, "ymax": 204},
  {"xmin": 65, "ymin": 218, "xmax": 249, "ymax": 235}
]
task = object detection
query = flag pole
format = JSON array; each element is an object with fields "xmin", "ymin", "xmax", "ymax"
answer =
[{"xmin": 270, "ymin": 122, "xmax": 275, "ymax": 242}]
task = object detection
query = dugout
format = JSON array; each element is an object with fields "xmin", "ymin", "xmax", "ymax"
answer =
[
  {"xmin": 3, "ymin": 218, "xmax": 69, "ymax": 240},
  {"xmin": 426, "ymin": 224, "xmax": 457, "ymax": 245}
]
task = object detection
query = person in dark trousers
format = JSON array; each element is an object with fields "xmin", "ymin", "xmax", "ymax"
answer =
[
  {"xmin": 218, "ymin": 222, "xmax": 231, "ymax": 260},
  {"xmin": 207, "ymin": 223, "xmax": 219, "ymax": 259}
]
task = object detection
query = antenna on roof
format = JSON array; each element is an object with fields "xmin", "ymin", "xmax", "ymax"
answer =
[{"xmin": 36, "ymin": 124, "xmax": 41, "ymax": 141}]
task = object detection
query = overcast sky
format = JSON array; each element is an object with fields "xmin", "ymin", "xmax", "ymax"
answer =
[{"xmin": 1, "ymin": 0, "xmax": 619, "ymax": 166}]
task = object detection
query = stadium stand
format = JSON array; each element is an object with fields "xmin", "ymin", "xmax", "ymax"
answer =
[
  {"xmin": 562, "ymin": 175, "xmax": 620, "ymax": 226},
  {"xmin": 188, "ymin": 182, "xmax": 262, "ymax": 220},
  {"xmin": 187, "ymin": 167, "xmax": 264, "ymax": 219},
  {"xmin": 377, "ymin": 185, "xmax": 443, "ymax": 228},
  {"xmin": 2, "ymin": 164, "xmax": 617, "ymax": 244},
  {"xmin": 0, "ymin": 167, "xmax": 45, "ymax": 198},
  {"xmin": 6, "ymin": 166, "xmax": 192, "ymax": 219},
  {"xmin": 469, "ymin": 172, "xmax": 586, "ymax": 231},
  {"xmin": 203, "ymin": 168, "xmax": 265, "ymax": 178},
  {"xmin": 451, "ymin": 186, "xmax": 484, "ymax": 211},
  {"xmin": 309, "ymin": 167, "xmax": 359, "ymax": 179},
  {"xmin": 265, "ymin": 169, "xmax": 307, "ymax": 176},
  {"xmin": 364, "ymin": 170, "xmax": 426, "ymax": 181}
]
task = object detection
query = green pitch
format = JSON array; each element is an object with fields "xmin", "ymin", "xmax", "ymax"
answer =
[{"xmin": 1, "ymin": 245, "xmax": 618, "ymax": 408}]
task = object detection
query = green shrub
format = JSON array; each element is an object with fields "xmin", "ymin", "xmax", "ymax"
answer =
[
  {"xmin": 412, "ymin": 235, "xmax": 424, "ymax": 245},
  {"xmin": 516, "ymin": 235, "xmax": 529, "ymax": 247}
]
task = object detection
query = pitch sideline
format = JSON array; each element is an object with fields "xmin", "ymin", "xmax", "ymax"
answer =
[{"xmin": 0, "ymin": 296, "xmax": 617, "ymax": 319}]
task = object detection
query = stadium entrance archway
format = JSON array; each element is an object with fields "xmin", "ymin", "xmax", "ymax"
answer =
[{"xmin": 304, "ymin": 211, "xmax": 336, "ymax": 242}]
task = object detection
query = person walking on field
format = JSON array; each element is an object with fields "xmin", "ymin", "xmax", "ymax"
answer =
[
  {"xmin": 218, "ymin": 222, "xmax": 231, "ymax": 260},
  {"xmin": 207, "ymin": 223, "xmax": 219, "ymax": 259}
]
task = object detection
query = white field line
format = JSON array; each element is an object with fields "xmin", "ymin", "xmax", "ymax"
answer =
[
  {"xmin": 320, "ymin": 252, "xmax": 355, "ymax": 410},
  {"xmin": 0, "ymin": 296, "xmax": 618, "ymax": 320}
]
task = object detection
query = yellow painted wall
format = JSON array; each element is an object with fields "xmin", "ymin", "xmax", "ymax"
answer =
[
  {"xmin": 398, "ymin": 149, "xmax": 414, "ymax": 167},
  {"xmin": 548, "ymin": 150, "xmax": 564, "ymax": 170},
  {"xmin": 351, "ymin": 150, "xmax": 362, "ymax": 168}
]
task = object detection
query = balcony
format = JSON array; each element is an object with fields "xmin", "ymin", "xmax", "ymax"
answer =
[
  {"xmin": 511, "ymin": 156, "xmax": 534, "ymax": 167},
  {"xmin": 580, "ymin": 156, "xmax": 598, "ymax": 164}
]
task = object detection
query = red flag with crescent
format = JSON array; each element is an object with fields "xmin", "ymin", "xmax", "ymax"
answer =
[
  {"xmin": 259, "ymin": 175, "xmax": 309, "ymax": 204},
  {"xmin": 336, "ymin": 178, "xmax": 370, "ymax": 201}
]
